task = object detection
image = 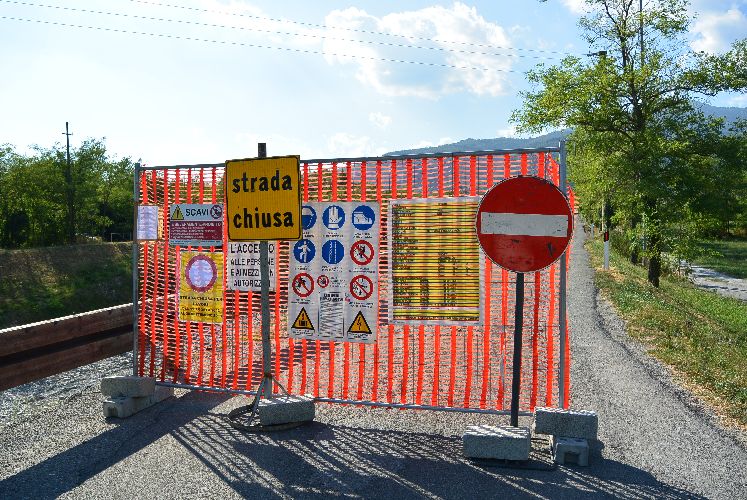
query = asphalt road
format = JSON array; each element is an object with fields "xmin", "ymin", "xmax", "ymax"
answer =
[{"xmin": 1, "ymin": 224, "xmax": 746, "ymax": 499}]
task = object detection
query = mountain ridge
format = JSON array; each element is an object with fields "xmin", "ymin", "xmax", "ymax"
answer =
[{"xmin": 385, "ymin": 104, "xmax": 746, "ymax": 156}]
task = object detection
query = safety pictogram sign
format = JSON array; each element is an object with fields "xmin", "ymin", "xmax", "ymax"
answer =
[
  {"xmin": 349, "ymin": 275, "xmax": 373, "ymax": 301},
  {"xmin": 348, "ymin": 311, "xmax": 372, "ymax": 334},
  {"xmin": 288, "ymin": 201, "xmax": 379, "ymax": 344},
  {"xmin": 178, "ymin": 251, "xmax": 223, "ymax": 323},
  {"xmin": 350, "ymin": 240, "xmax": 374, "ymax": 266},
  {"xmin": 292, "ymin": 273, "xmax": 314, "ymax": 298},
  {"xmin": 476, "ymin": 176, "xmax": 572, "ymax": 273},
  {"xmin": 169, "ymin": 203, "xmax": 223, "ymax": 246},
  {"xmin": 292, "ymin": 308, "xmax": 315, "ymax": 331}
]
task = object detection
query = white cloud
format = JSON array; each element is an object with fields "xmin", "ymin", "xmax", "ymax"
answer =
[
  {"xmin": 690, "ymin": 8, "xmax": 747, "ymax": 54},
  {"xmin": 369, "ymin": 112, "xmax": 392, "ymax": 129},
  {"xmin": 727, "ymin": 93, "xmax": 747, "ymax": 106},
  {"xmin": 496, "ymin": 125, "xmax": 519, "ymax": 137},
  {"xmin": 327, "ymin": 132, "xmax": 378, "ymax": 157},
  {"xmin": 322, "ymin": 3, "xmax": 514, "ymax": 98},
  {"xmin": 560, "ymin": 0, "xmax": 589, "ymax": 15}
]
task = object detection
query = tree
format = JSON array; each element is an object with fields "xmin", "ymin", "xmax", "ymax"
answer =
[
  {"xmin": 512, "ymin": 0, "xmax": 746, "ymax": 286},
  {"xmin": 0, "ymin": 139, "xmax": 134, "ymax": 248}
]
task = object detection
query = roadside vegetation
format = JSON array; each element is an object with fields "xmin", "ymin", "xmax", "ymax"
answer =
[
  {"xmin": 0, "ymin": 243, "xmax": 132, "ymax": 329},
  {"xmin": 693, "ymin": 238, "xmax": 747, "ymax": 279},
  {"xmin": 514, "ymin": 0, "xmax": 747, "ymax": 287},
  {"xmin": 0, "ymin": 139, "xmax": 134, "ymax": 248},
  {"xmin": 586, "ymin": 236, "xmax": 747, "ymax": 428}
]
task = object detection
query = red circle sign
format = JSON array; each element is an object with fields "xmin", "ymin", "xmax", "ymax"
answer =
[
  {"xmin": 476, "ymin": 176, "xmax": 573, "ymax": 273},
  {"xmin": 350, "ymin": 240, "xmax": 374, "ymax": 266},
  {"xmin": 349, "ymin": 275, "xmax": 373, "ymax": 300},
  {"xmin": 185, "ymin": 255, "xmax": 217, "ymax": 292},
  {"xmin": 292, "ymin": 273, "xmax": 315, "ymax": 298}
]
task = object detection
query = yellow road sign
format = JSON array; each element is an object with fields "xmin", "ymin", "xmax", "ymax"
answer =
[{"xmin": 225, "ymin": 155, "xmax": 301, "ymax": 241}]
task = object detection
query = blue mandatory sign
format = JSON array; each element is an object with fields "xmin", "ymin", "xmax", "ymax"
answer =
[
  {"xmin": 351, "ymin": 205, "xmax": 376, "ymax": 231},
  {"xmin": 293, "ymin": 239, "xmax": 315, "ymax": 264},
  {"xmin": 322, "ymin": 240, "xmax": 344, "ymax": 265},
  {"xmin": 301, "ymin": 205, "xmax": 317, "ymax": 230},
  {"xmin": 322, "ymin": 205, "xmax": 345, "ymax": 230}
]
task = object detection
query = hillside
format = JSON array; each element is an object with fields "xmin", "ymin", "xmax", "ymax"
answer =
[
  {"xmin": 0, "ymin": 243, "xmax": 132, "ymax": 328},
  {"xmin": 386, "ymin": 104, "xmax": 746, "ymax": 156}
]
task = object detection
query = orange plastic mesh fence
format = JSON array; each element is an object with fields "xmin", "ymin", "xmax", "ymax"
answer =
[{"xmin": 135, "ymin": 152, "xmax": 573, "ymax": 411}]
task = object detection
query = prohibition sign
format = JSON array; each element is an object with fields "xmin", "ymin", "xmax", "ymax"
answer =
[
  {"xmin": 349, "ymin": 275, "xmax": 373, "ymax": 301},
  {"xmin": 317, "ymin": 275, "xmax": 330, "ymax": 288},
  {"xmin": 185, "ymin": 255, "xmax": 217, "ymax": 292},
  {"xmin": 292, "ymin": 273, "xmax": 314, "ymax": 298},
  {"xmin": 350, "ymin": 240, "xmax": 374, "ymax": 266},
  {"xmin": 476, "ymin": 176, "xmax": 573, "ymax": 273}
]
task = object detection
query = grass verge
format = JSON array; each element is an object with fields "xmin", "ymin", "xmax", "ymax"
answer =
[
  {"xmin": 587, "ymin": 238, "xmax": 747, "ymax": 428},
  {"xmin": 693, "ymin": 238, "xmax": 747, "ymax": 279},
  {"xmin": 0, "ymin": 243, "xmax": 132, "ymax": 329}
]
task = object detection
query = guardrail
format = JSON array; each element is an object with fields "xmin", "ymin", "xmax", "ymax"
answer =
[{"xmin": 0, "ymin": 304, "xmax": 133, "ymax": 391}]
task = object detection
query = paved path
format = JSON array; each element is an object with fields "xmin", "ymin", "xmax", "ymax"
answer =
[
  {"xmin": 1, "ymin": 224, "xmax": 746, "ymax": 498},
  {"xmin": 688, "ymin": 264, "xmax": 747, "ymax": 302}
]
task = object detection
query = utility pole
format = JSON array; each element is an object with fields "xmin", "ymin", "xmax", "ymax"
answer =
[{"xmin": 63, "ymin": 122, "xmax": 75, "ymax": 244}]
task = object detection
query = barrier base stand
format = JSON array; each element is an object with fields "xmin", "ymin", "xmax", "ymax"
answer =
[{"xmin": 227, "ymin": 373, "xmax": 314, "ymax": 432}]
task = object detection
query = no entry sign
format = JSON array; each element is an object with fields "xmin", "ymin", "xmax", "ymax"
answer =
[{"xmin": 476, "ymin": 176, "xmax": 572, "ymax": 273}]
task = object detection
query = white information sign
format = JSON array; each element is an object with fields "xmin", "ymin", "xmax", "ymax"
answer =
[
  {"xmin": 226, "ymin": 241, "xmax": 276, "ymax": 292},
  {"xmin": 137, "ymin": 205, "xmax": 160, "ymax": 240},
  {"xmin": 288, "ymin": 202, "xmax": 379, "ymax": 344}
]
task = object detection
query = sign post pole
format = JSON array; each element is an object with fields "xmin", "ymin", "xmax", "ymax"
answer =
[
  {"xmin": 225, "ymin": 144, "xmax": 301, "ymax": 429},
  {"xmin": 257, "ymin": 143, "xmax": 273, "ymax": 401},
  {"xmin": 476, "ymin": 173, "xmax": 573, "ymax": 422},
  {"xmin": 510, "ymin": 272, "xmax": 525, "ymax": 427}
]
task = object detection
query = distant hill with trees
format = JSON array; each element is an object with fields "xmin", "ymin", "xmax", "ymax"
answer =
[{"xmin": 386, "ymin": 105, "xmax": 745, "ymax": 156}]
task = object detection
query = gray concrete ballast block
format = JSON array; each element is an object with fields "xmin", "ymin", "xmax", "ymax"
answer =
[
  {"xmin": 550, "ymin": 436, "xmax": 590, "ymax": 466},
  {"xmin": 257, "ymin": 395, "xmax": 315, "ymax": 426},
  {"xmin": 462, "ymin": 425, "xmax": 531, "ymax": 461},
  {"xmin": 101, "ymin": 376, "xmax": 156, "ymax": 398},
  {"xmin": 103, "ymin": 385, "xmax": 173, "ymax": 418},
  {"xmin": 533, "ymin": 407, "xmax": 598, "ymax": 440}
]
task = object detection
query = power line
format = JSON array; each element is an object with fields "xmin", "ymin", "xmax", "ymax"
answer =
[
  {"xmin": 0, "ymin": 15, "xmax": 528, "ymax": 72},
  {"xmin": 127, "ymin": 0, "xmax": 577, "ymax": 57},
  {"xmin": 0, "ymin": 0, "xmax": 572, "ymax": 61}
]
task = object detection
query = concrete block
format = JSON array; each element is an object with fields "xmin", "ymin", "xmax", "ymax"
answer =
[
  {"xmin": 103, "ymin": 385, "xmax": 173, "ymax": 418},
  {"xmin": 533, "ymin": 407, "xmax": 598, "ymax": 440},
  {"xmin": 101, "ymin": 376, "xmax": 155, "ymax": 398},
  {"xmin": 550, "ymin": 436, "xmax": 589, "ymax": 466},
  {"xmin": 257, "ymin": 395, "xmax": 315, "ymax": 426},
  {"xmin": 462, "ymin": 425, "xmax": 531, "ymax": 461}
]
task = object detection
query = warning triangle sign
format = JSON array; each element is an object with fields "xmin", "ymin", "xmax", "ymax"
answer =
[
  {"xmin": 347, "ymin": 311, "xmax": 372, "ymax": 334},
  {"xmin": 292, "ymin": 307, "xmax": 314, "ymax": 331},
  {"xmin": 172, "ymin": 205, "xmax": 184, "ymax": 220}
]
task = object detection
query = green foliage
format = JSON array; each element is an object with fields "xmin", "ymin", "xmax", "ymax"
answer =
[
  {"xmin": 587, "ymin": 237, "xmax": 747, "ymax": 425},
  {"xmin": 513, "ymin": 0, "xmax": 747, "ymax": 285},
  {"xmin": 0, "ymin": 139, "xmax": 134, "ymax": 248},
  {"xmin": 0, "ymin": 243, "xmax": 132, "ymax": 327}
]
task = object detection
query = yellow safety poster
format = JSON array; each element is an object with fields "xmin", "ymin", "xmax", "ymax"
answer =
[{"xmin": 178, "ymin": 251, "xmax": 224, "ymax": 323}]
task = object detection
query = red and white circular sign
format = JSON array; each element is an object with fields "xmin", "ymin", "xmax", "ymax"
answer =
[
  {"xmin": 350, "ymin": 240, "xmax": 374, "ymax": 266},
  {"xmin": 476, "ymin": 176, "xmax": 573, "ymax": 273},
  {"xmin": 349, "ymin": 275, "xmax": 373, "ymax": 301},
  {"xmin": 185, "ymin": 255, "xmax": 217, "ymax": 292},
  {"xmin": 292, "ymin": 273, "xmax": 314, "ymax": 298}
]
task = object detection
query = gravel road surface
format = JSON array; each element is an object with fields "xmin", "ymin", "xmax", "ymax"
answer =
[
  {"xmin": 1, "ymin": 224, "xmax": 745, "ymax": 499},
  {"xmin": 687, "ymin": 264, "xmax": 747, "ymax": 302}
]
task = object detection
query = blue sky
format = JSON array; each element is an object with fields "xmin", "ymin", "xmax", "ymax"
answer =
[{"xmin": 1, "ymin": 0, "xmax": 745, "ymax": 165}]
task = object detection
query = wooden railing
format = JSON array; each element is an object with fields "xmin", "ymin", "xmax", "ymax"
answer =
[{"xmin": 0, "ymin": 305, "xmax": 133, "ymax": 391}]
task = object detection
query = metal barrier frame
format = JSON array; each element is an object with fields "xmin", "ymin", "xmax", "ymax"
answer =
[{"xmin": 131, "ymin": 144, "xmax": 568, "ymax": 416}]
